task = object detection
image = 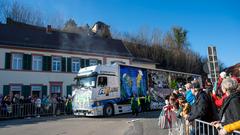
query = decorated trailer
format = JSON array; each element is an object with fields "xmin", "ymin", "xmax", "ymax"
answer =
[{"xmin": 72, "ymin": 64, "xmax": 202, "ymax": 116}]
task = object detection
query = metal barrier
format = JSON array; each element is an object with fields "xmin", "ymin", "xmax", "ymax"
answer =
[
  {"xmin": 195, "ymin": 119, "xmax": 240, "ymax": 135},
  {"xmin": 0, "ymin": 103, "xmax": 72, "ymax": 120}
]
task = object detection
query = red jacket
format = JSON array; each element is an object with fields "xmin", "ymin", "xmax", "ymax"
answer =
[{"xmin": 212, "ymin": 93, "xmax": 228, "ymax": 109}]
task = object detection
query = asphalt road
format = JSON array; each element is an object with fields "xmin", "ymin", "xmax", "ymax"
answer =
[{"xmin": 0, "ymin": 111, "xmax": 169, "ymax": 135}]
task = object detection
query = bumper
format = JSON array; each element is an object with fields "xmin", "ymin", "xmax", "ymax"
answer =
[{"xmin": 73, "ymin": 106, "xmax": 103, "ymax": 116}]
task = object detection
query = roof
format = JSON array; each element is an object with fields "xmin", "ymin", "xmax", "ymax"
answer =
[
  {"xmin": 132, "ymin": 57, "xmax": 156, "ymax": 64},
  {"xmin": 0, "ymin": 20, "xmax": 132, "ymax": 57},
  {"xmin": 224, "ymin": 63, "xmax": 240, "ymax": 77},
  {"xmin": 94, "ymin": 21, "xmax": 109, "ymax": 27}
]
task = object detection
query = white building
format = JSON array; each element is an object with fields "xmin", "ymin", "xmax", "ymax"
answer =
[{"xmin": 0, "ymin": 19, "xmax": 138, "ymax": 98}]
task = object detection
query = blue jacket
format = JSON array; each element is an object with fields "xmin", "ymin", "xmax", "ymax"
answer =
[{"xmin": 186, "ymin": 90, "xmax": 195, "ymax": 105}]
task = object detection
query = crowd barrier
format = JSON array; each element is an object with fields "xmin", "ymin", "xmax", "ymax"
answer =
[
  {"xmin": 194, "ymin": 119, "xmax": 240, "ymax": 135},
  {"xmin": 0, "ymin": 103, "xmax": 72, "ymax": 120}
]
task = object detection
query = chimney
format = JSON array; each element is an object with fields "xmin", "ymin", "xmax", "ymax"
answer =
[
  {"xmin": 6, "ymin": 18, "xmax": 14, "ymax": 24},
  {"xmin": 46, "ymin": 25, "xmax": 52, "ymax": 33}
]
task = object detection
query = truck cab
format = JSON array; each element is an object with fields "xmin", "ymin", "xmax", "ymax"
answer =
[{"xmin": 72, "ymin": 65, "xmax": 121, "ymax": 116}]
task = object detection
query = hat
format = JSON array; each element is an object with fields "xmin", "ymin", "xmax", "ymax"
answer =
[
  {"xmin": 179, "ymin": 88, "xmax": 183, "ymax": 91},
  {"xmin": 220, "ymin": 72, "xmax": 227, "ymax": 78}
]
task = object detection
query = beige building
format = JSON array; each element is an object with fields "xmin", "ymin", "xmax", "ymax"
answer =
[{"xmin": 0, "ymin": 19, "xmax": 139, "ymax": 98}]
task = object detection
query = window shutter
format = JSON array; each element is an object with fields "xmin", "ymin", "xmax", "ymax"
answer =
[
  {"xmin": 80, "ymin": 59, "xmax": 85, "ymax": 68},
  {"xmin": 22, "ymin": 85, "xmax": 31, "ymax": 98},
  {"xmin": 43, "ymin": 56, "xmax": 48, "ymax": 71},
  {"xmin": 23, "ymin": 54, "xmax": 28, "ymax": 70},
  {"xmin": 42, "ymin": 86, "xmax": 48, "ymax": 97},
  {"xmin": 5, "ymin": 53, "xmax": 11, "ymax": 69},
  {"xmin": 43, "ymin": 56, "xmax": 51, "ymax": 71},
  {"xmin": 86, "ymin": 59, "xmax": 90, "ymax": 67},
  {"xmin": 28, "ymin": 55, "xmax": 32, "ymax": 70},
  {"xmin": 3, "ymin": 85, "xmax": 10, "ymax": 96},
  {"xmin": 98, "ymin": 60, "xmax": 102, "ymax": 65},
  {"xmin": 23, "ymin": 54, "xmax": 32, "ymax": 70},
  {"xmin": 62, "ymin": 57, "xmax": 66, "ymax": 72},
  {"xmin": 66, "ymin": 85, "xmax": 72, "ymax": 96},
  {"xmin": 67, "ymin": 58, "xmax": 72, "ymax": 72},
  {"xmin": 47, "ymin": 56, "xmax": 52, "ymax": 71}
]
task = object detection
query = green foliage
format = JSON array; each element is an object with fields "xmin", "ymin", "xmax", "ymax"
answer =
[{"xmin": 170, "ymin": 80, "xmax": 178, "ymax": 89}]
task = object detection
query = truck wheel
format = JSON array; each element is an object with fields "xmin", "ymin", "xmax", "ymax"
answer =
[{"xmin": 103, "ymin": 104, "xmax": 114, "ymax": 117}]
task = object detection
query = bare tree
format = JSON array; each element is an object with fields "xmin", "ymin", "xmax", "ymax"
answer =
[
  {"xmin": 0, "ymin": 0, "xmax": 65, "ymax": 29},
  {"xmin": 151, "ymin": 28, "xmax": 162, "ymax": 46},
  {"xmin": 62, "ymin": 18, "xmax": 79, "ymax": 33},
  {"xmin": 0, "ymin": 0, "xmax": 45, "ymax": 26},
  {"xmin": 114, "ymin": 26, "xmax": 210, "ymax": 74}
]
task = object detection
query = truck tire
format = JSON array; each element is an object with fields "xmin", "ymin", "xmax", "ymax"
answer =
[{"xmin": 103, "ymin": 104, "xmax": 114, "ymax": 117}]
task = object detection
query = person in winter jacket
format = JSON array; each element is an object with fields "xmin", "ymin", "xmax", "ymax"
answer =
[
  {"xmin": 218, "ymin": 78, "xmax": 240, "ymax": 126},
  {"xmin": 185, "ymin": 83, "xmax": 195, "ymax": 105},
  {"xmin": 212, "ymin": 90, "xmax": 228, "ymax": 109},
  {"xmin": 186, "ymin": 82, "xmax": 219, "ymax": 123},
  {"xmin": 185, "ymin": 82, "xmax": 219, "ymax": 135}
]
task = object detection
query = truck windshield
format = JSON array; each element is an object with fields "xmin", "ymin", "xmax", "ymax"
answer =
[{"xmin": 76, "ymin": 76, "xmax": 96, "ymax": 88}]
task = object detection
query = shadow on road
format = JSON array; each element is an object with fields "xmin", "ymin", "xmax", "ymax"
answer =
[
  {"xmin": 98, "ymin": 110, "xmax": 161, "ymax": 119},
  {"xmin": 0, "ymin": 111, "xmax": 161, "ymax": 129},
  {"xmin": 0, "ymin": 115, "xmax": 74, "ymax": 128}
]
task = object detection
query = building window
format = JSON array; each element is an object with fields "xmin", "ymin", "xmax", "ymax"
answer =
[
  {"xmin": 98, "ymin": 76, "xmax": 107, "ymax": 87},
  {"xmin": 32, "ymin": 55, "xmax": 42, "ymax": 71},
  {"xmin": 52, "ymin": 57, "xmax": 61, "ymax": 72},
  {"xmin": 50, "ymin": 85, "xmax": 62, "ymax": 97},
  {"xmin": 10, "ymin": 85, "xmax": 22, "ymax": 96},
  {"xmin": 72, "ymin": 58, "xmax": 80, "ymax": 73},
  {"xmin": 89, "ymin": 59, "xmax": 98, "ymax": 66},
  {"xmin": 31, "ymin": 85, "xmax": 42, "ymax": 98},
  {"xmin": 12, "ymin": 53, "xmax": 23, "ymax": 70}
]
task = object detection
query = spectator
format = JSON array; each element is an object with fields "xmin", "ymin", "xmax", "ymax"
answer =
[
  {"xmin": 218, "ymin": 78, "xmax": 240, "ymax": 126},
  {"xmin": 178, "ymin": 88, "xmax": 186, "ymax": 97},
  {"xmin": 177, "ymin": 96, "xmax": 191, "ymax": 135},
  {"xmin": 19, "ymin": 96, "xmax": 24, "ymax": 117},
  {"xmin": 160, "ymin": 94, "xmax": 178, "ymax": 134},
  {"xmin": 159, "ymin": 95, "xmax": 171, "ymax": 129},
  {"xmin": 205, "ymin": 78, "xmax": 213, "ymax": 90},
  {"xmin": 3, "ymin": 96, "xmax": 12, "ymax": 114},
  {"xmin": 185, "ymin": 83, "xmax": 195, "ymax": 105},
  {"xmin": 35, "ymin": 96, "xmax": 41, "ymax": 118},
  {"xmin": 12, "ymin": 94, "xmax": 20, "ymax": 104},
  {"xmin": 185, "ymin": 82, "xmax": 219, "ymax": 135},
  {"xmin": 51, "ymin": 94, "xmax": 58, "ymax": 116},
  {"xmin": 217, "ymin": 72, "xmax": 227, "ymax": 90},
  {"xmin": 173, "ymin": 88, "xmax": 184, "ymax": 98},
  {"xmin": 212, "ymin": 88, "xmax": 228, "ymax": 109},
  {"xmin": 42, "ymin": 95, "xmax": 50, "ymax": 113}
]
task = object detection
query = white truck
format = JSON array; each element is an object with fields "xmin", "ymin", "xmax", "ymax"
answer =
[{"xmin": 72, "ymin": 64, "xmax": 202, "ymax": 116}]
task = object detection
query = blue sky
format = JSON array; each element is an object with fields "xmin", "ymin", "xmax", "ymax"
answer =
[{"xmin": 18, "ymin": 0, "xmax": 240, "ymax": 67}]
